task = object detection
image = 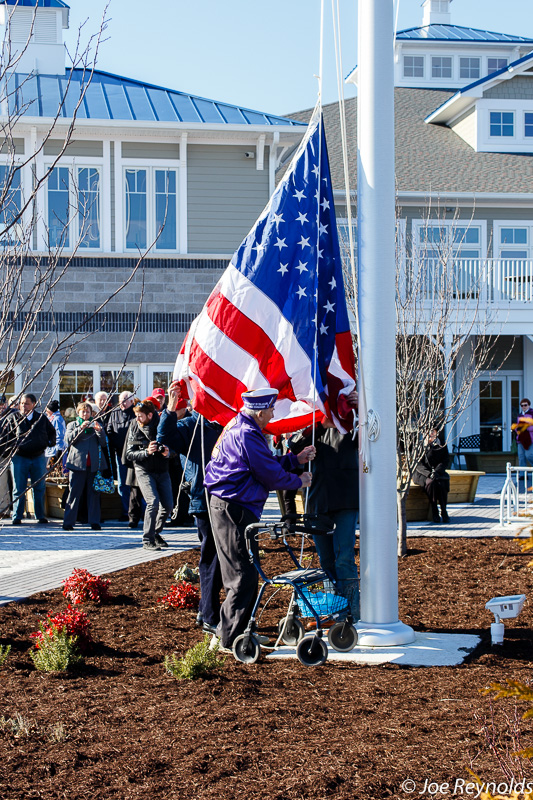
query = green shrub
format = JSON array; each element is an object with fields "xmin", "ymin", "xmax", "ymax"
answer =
[
  {"xmin": 0, "ymin": 644, "xmax": 11, "ymax": 668},
  {"xmin": 30, "ymin": 624, "xmax": 83, "ymax": 672},
  {"xmin": 164, "ymin": 634, "xmax": 225, "ymax": 680}
]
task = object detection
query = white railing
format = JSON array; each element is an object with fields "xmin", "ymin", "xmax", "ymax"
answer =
[
  {"xmin": 499, "ymin": 463, "xmax": 533, "ymax": 525},
  {"xmin": 410, "ymin": 258, "xmax": 533, "ymax": 304}
]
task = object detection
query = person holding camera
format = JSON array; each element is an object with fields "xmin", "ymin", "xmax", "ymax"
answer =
[
  {"xmin": 126, "ymin": 398, "xmax": 173, "ymax": 551},
  {"xmin": 63, "ymin": 402, "xmax": 109, "ymax": 531}
]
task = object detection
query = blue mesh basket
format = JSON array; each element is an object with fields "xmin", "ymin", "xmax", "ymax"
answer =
[{"xmin": 298, "ymin": 586, "xmax": 348, "ymax": 618}]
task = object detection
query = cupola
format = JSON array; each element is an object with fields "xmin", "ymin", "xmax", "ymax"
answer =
[
  {"xmin": 0, "ymin": 0, "xmax": 69, "ymax": 76},
  {"xmin": 422, "ymin": 0, "xmax": 453, "ymax": 27}
]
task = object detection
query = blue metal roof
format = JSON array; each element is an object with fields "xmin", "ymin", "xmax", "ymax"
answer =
[
  {"xmin": 9, "ymin": 68, "xmax": 305, "ymax": 126},
  {"xmin": 0, "ymin": 1, "xmax": 70, "ymax": 7},
  {"xmin": 397, "ymin": 24, "xmax": 533, "ymax": 43}
]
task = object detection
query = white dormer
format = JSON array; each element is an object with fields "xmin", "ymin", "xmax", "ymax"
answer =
[
  {"xmin": 0, "ymin": 0, "xmax": 69, "ymax": 76},
  {"xmin": 422, "ymin": 0, "xmax": 453, "ymax": 27}
]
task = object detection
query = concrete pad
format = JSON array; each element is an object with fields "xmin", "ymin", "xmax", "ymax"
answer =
[{"xmin": 266, "ymin": 631, "xmax": 481, "ymax": 666}]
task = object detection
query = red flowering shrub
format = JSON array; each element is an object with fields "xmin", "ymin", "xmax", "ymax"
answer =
[
  {"xmin": 62, "ymin": 568, "xmax": 111, "ymax": 604},
  {"xmin": 158, "ymin": 581, "xmax": 200, "ymax": 610},
  {"xmin": 31, "ymin": 605, "xmax": 92, "ymax": 652}
]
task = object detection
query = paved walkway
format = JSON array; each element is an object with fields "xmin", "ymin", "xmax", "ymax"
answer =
[{"xmin": 0, "ymin": 475, "xmax": 530, "ymax": 606}]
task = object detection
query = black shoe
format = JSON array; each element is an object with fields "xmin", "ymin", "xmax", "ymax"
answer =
[
  {"xmin": 62, "ymin": 524, "xmax": 74, "ymax": 531},
  {"xmin": 154, "ymin": 534, "xmax": 168, "ymax": 548},
  {"xmin": 91, "ymin": 524, "xmax": 102, "ymax": 531},
  {"xmin": 118, "ymin": 515, "xmax": 129, "ymax": 522},
  {"xmin": 128, "ymin": 521, "xmax": 139, "ymax": 529},
  {"xmin": 11, "ymin": 519, "xmax": 23, "ymax": 525},
  {"xmin": 38, "ymin": 518, "xmax": 49, "ymax": 524},
  {"xmin": 195, "ymin": 612, "xmax": 204, "ymax": 628},
  {"xmin": 203, "ymin": 623, "xmax": 218, "ymax": 635},
  {"xmin": 432, "ymin": 513, "xmax": 441, "ymax": 524},
  {"xmin": 441, "ymin": 510, "xmax": 450, "ymax": 524},
  {"xmin": 142, "ymin": 540, "xmax": 161, "ymax": 552}
]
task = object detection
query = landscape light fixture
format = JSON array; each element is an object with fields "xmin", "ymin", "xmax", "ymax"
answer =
[{"xmin": 485, "ymin": 594, "xmax": 526, "ymax": 645}]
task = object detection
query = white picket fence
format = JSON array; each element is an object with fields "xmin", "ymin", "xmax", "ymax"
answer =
[{"xmin": 499, "ymin": 463, "xmax": 533, "ymax": 525}]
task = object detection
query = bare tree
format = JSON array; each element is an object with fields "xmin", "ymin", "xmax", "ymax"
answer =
[{"xmin": 340, "ymin": 207, "xmax": 505, "ymax": 556}]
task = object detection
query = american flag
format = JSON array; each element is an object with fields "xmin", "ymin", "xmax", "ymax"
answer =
[{"xmin": 174, "ymin": 106, "xmax": 356, "ymax": 435}]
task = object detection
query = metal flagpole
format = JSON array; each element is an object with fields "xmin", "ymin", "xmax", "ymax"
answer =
[{"xmin": 356, "ymin": 0, "xmax": 414, "ymax": 646}]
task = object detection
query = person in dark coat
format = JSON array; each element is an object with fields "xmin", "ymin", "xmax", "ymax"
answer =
[
  {"xmin": 413, "ymin": 428, "xmax": 450, "ymax": 524},
  {"xmin": 289, "ymin": 391, "xmax": 360, "ymax": 619},
  {"xmin": 106, "ymin": 391, "xmax": 136, "ymax": 520},
  {"xmin": 63, "ymin": 402, "xmax": 109, "ymax": 531},
  {"xmin": 126, "ymin": 398, "xmax": 172, "ymax": 551},
  {"xmin": 158, "ymin": 381, "xmax": 223, "ymax": 634},
  {"xmin": 3, "ymin": 393, "xmax": 56, "ymax": 524}
]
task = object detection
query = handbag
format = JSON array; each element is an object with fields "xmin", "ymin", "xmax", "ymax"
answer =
[{"xmin": 93, "ymin": 442, "xmax": 115, "ymax": 494}]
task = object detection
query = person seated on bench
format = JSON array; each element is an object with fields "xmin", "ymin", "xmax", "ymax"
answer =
[{"xmin": 413, "ymin": 428, "xmax": 450, "ymax": 524}]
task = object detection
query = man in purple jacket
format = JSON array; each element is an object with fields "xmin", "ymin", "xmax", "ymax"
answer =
[{"xmin": 204, "ymin": 388, "xmax": 315, "ymax": 651}]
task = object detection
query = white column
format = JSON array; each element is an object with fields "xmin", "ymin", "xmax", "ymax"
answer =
[{"xmin": 356, "ymin": 0, "xmax": 414, "ymax": 646}]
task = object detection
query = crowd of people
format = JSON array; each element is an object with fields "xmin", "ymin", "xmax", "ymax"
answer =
[{"xmin": 3, "ymin": 380, "xmax": 533, "ymax": 656}]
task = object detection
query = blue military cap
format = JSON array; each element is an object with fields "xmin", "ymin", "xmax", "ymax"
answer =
[{"xmin": 241, "ymin": 388, "xmax": 279, "ymax": 410}]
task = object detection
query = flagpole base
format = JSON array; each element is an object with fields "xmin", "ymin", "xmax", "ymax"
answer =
[{"xmin": 355, "ymin": 621, "xmax": 415, "ymax": 647}]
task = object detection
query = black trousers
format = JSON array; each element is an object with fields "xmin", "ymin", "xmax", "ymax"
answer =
[
  {"xmin": 208, "ymin": 495, "xmax": 258, "ymax": 647},
  {"xmin": 195, "ymin": 512, "xmax": 223, "ymax": 627}
]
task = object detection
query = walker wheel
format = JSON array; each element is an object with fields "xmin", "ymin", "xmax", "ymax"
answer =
[
  {"xmin": 232, "ymin": 634, "xmax": 261, "ymax": 664},
  {"xmin": 296, "ymin": 634, "xmax": 328, "ymax": 667},
  {"xmin": 328, "ymin": 621, "xmax": 358, "ymax": 652},
  {"xmin": 278, "ymin": 617, "xmax": 304, "ymax": 646}
]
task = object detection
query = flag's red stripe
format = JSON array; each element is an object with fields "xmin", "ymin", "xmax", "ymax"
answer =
[
  {"xmin": 189, "ymin": 339, "xmax": 245, "ymax": 412},
  {"xmin": 335, "ymin": 330, "xmax": 356, "ymax": 380},
  {"xmin": 189, "ymin": 379, "xmax": 237, "ymax": 427},
  {"xmin": 206, "ymin": 292, "xmax": 297, "ymax": 402},
  {"xmin": 265, "ymin": 411, "xmax": 326, "ymax": 436}
]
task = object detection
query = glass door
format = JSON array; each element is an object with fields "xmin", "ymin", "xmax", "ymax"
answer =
[{"xmin": 478, "ymin": 377, "xmax": 521, "ymax": 452}]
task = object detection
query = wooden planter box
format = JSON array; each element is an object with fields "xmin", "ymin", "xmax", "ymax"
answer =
[
  {"xmin": 26, "ymin": 480, "xmax": 123, "ymax": 521},
  {"xmin": 281, "ymin": 469, "xmax": 485, "ymax": 523},
  {"xmin": 405, "ymin": 469, "xmax": 485, "ymax": 522},
  {"xmin": 464, "ymin": 452, "xmax": 517, "ymax": 473}
]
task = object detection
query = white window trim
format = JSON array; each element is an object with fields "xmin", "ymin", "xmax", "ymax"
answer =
[
  {"xmin": 493, "ymin": 220, "xmax": 533, "ymax": 258},
  {"xmin": 53, "ymin": 364, "xmax": 141, "ymax": 400},
  {"xmin": 488, "ymin": 109, "xmax": 515, "ymax": 139},
  {"xmin": 403, "ymin": 54, "xmax": 425, "ymax": 79},
  {"xmin": 459, "ymin": 56, "xmax": 481, "ymax": 80},
  {"xmin": 123, "ymin": 162, "xmax": 182, "ymax": 254},
  {"xmin": 42, "ymin": 157, "xmax": 106, "ymax": 252},
  {"xmin": 412, "ymin": 218, "xmax": 487, "ymax": 259},
  {"xmin": 0, "ymin": 156, "xmax": 31, "ymax": 246},
  {"xmin": 476, "ymin": 100, "xmax": 533, "ymax": 152},
  {"xmin": 431, "ymin": 55, "xmax": 453, "ymax": 81}
]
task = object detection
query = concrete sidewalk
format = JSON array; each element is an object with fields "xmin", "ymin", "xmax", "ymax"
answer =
[{"xmin": 0, "ymin": 474, "xmax": 530, "ymax": 607}]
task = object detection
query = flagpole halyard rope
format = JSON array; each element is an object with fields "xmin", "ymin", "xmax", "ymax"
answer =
[{"xmin": 331, "ymin": 0, "xmax": 371, "ymax": 471}]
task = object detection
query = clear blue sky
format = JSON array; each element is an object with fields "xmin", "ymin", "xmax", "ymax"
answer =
[{"xmin": 64, "ymin": 0, "xmax": 533, "ymax": 117}]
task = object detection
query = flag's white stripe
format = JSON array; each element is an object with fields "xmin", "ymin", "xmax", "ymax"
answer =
[
  {"xmin": 192, "ymin": 308, "xmax": 269, "ymax": 390},
  {"xmin": 217, "ymin": 265, "xmax": 319, "ymax": 398},
  {"xmin": 188, "ymin": 369, "xmax": 236, "ymax": 411}
]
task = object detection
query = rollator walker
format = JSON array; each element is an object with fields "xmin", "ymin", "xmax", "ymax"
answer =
[{"xmin": 232, "ymin": 514, "xmax": 358, "ymax": 667}]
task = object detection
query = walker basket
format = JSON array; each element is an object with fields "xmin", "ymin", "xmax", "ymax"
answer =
[{"xmin": 298, "ymin": 584, "xmax": 349, "ymax": 618}]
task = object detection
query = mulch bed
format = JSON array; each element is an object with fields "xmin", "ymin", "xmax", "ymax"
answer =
[{"xmin": 1, "ymin": 535, "xmax": 533, "ymax": 800}]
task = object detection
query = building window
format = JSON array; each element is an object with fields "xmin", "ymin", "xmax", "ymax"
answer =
[
  {"xmin": 432, "ymin": 57, "xmax": 452, "ymax": 79},
  {"xmin": 499, "ymin": 227, "xmax": 528, "ymax": 259},
  {"xmin": 125, "ymin": 168, "xmax": 178, "ymax": 251},
  {"xmin": 490, "ymin": 111, "xmax": 514, "ymax": 137},
  {"xmin": 77, "ymin": 168, "xmax": 101, "ymax": 249},
  {"xmin": 0, "ymin": 165, "xmax": 22, "ymax": 246},
  {"xmin": 459, "ymin": 57, "xmax": 480, "ymax": 80},
  {"xmin": 58, "ymin": 366, "xmax": 137, "ymax": 419},
  {"xmin": 47, "ymin": 166, "xmax": 70, "ymax": 248},
  {"xmin": 525, "ymin": 112, "xmax": 533, "ymax": 137},
  {"xmin": 487, "ymin": 58, "xmax": 507, "ymax": 75},
  {"xmin": 47, "ymin": 165, "xmax": 102, "ymax": 250},
  {"xmin": 403, "ymin": 56, "xmax": 424, "ymax": 78}
]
